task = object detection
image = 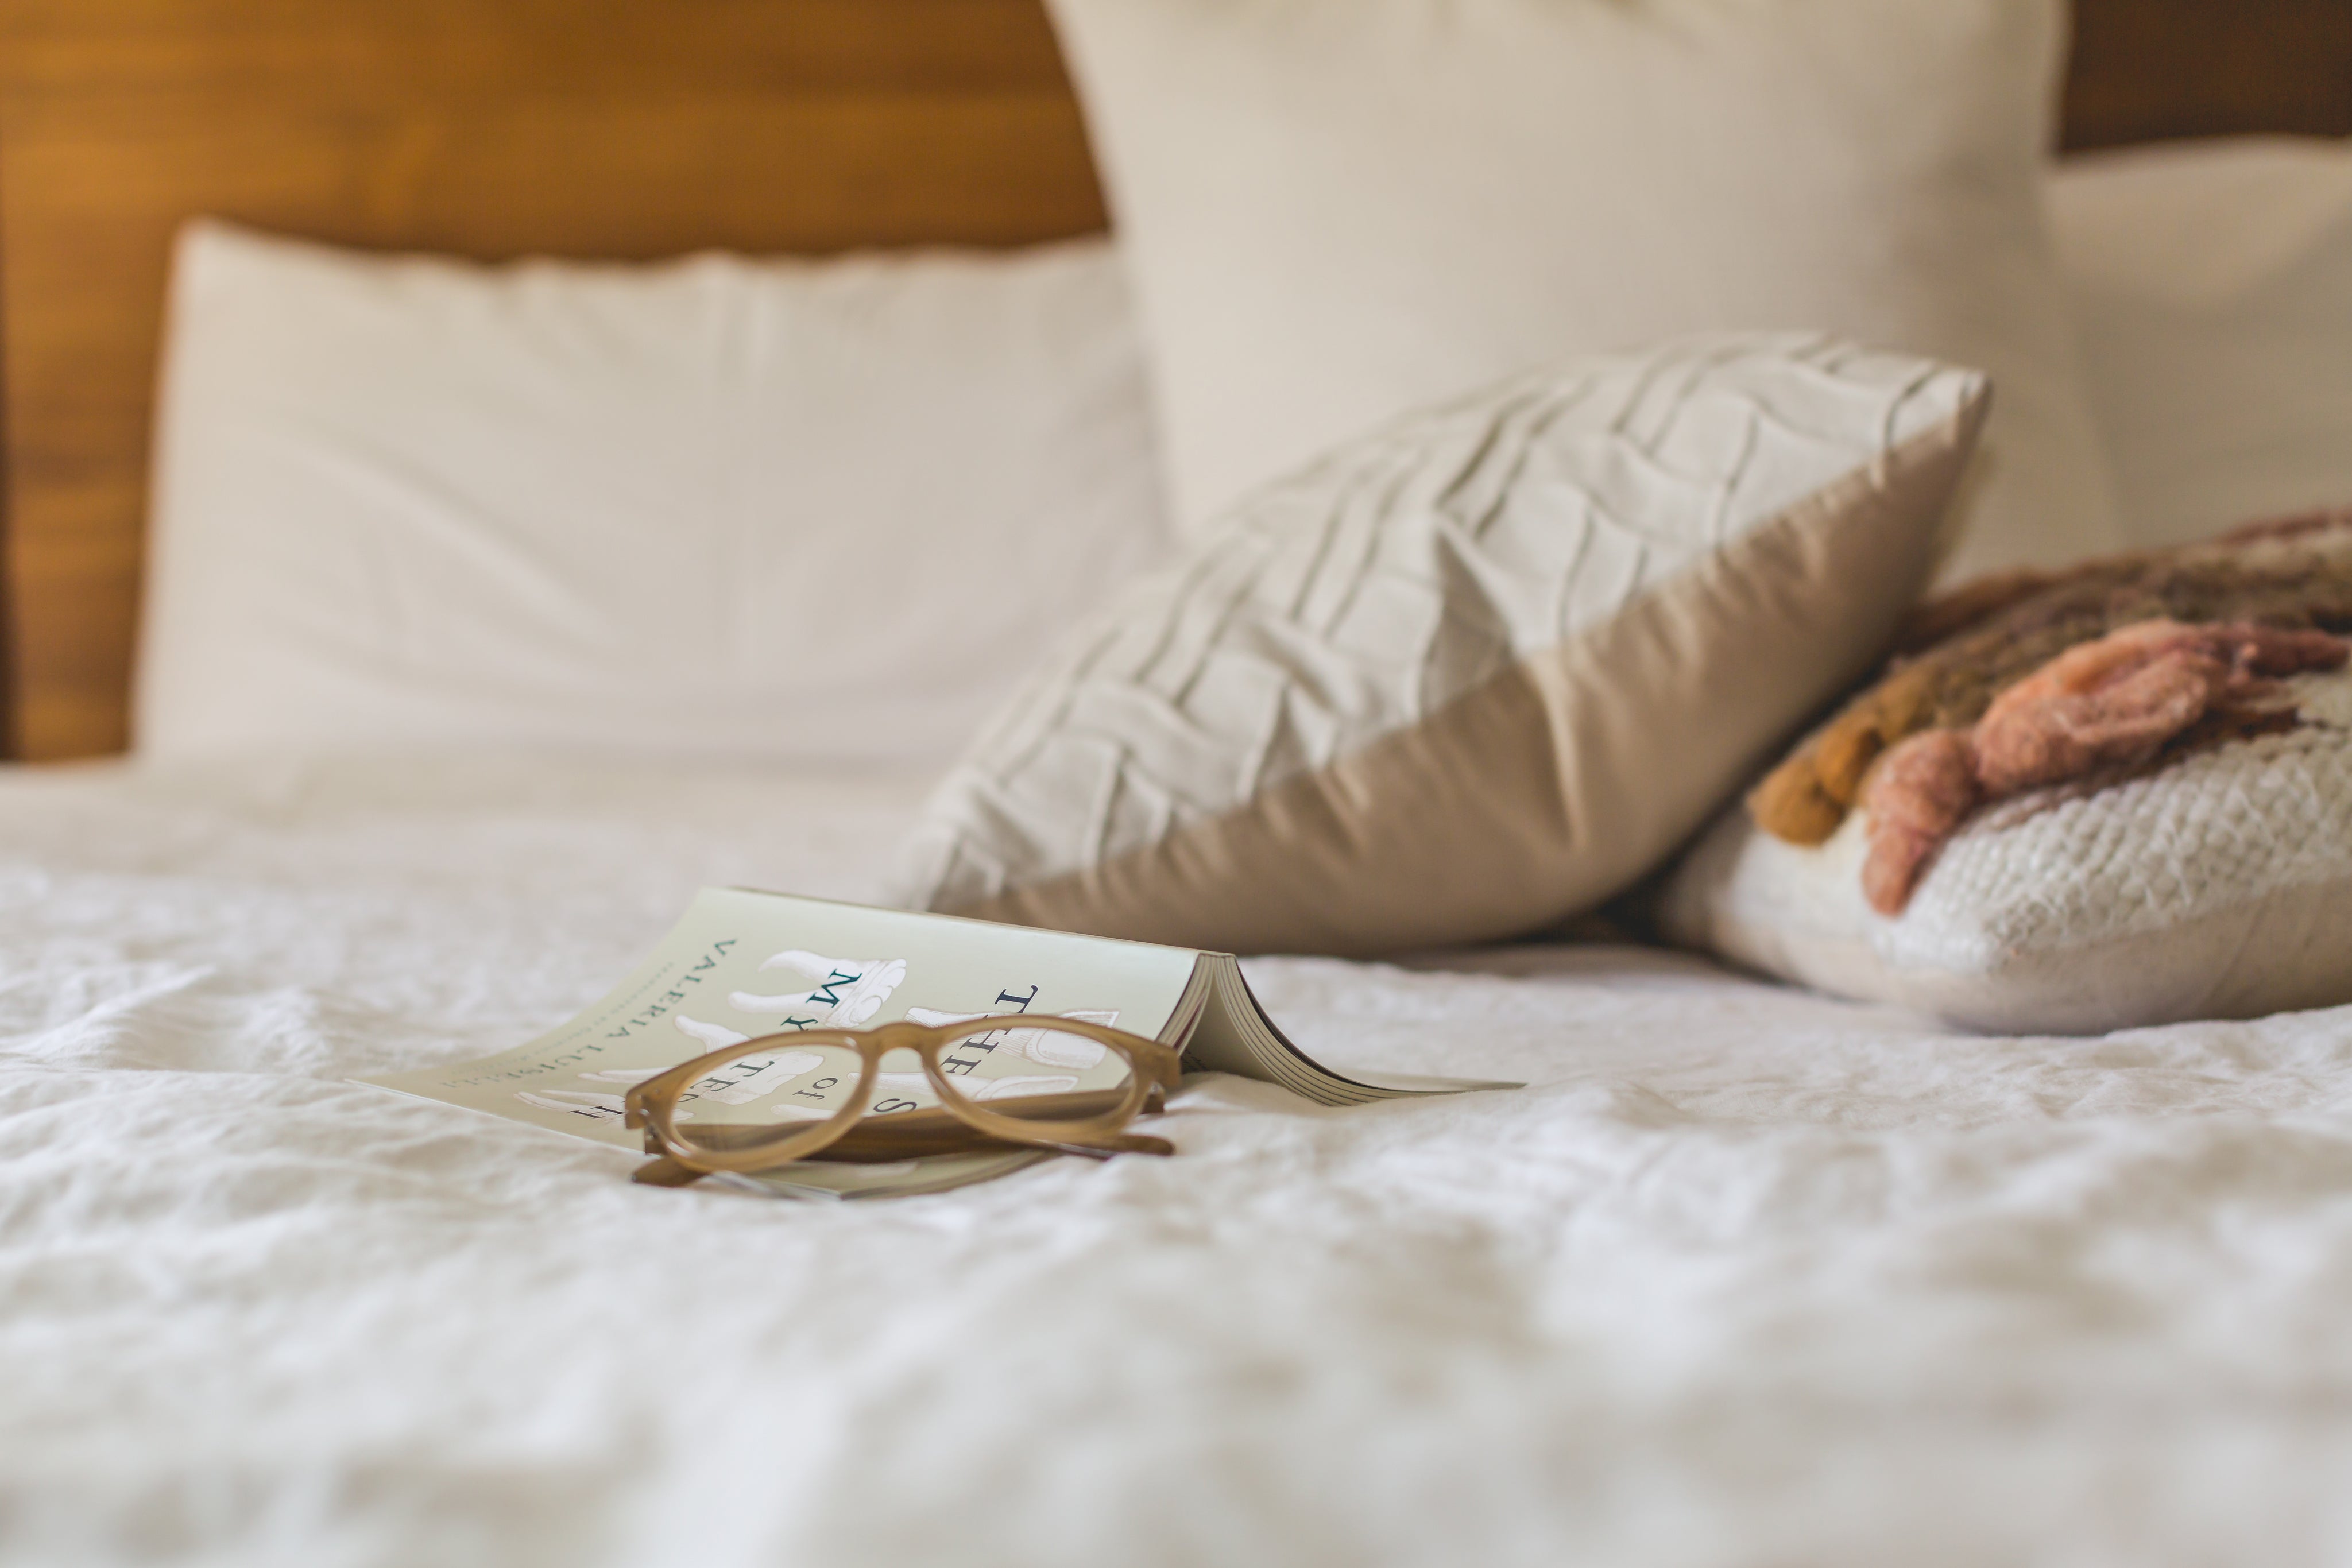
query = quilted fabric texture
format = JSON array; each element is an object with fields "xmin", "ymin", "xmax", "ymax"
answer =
[
  {"xmin": 1664, "ymin": 661, "xmax": 2352, "ymax": 1033},
  {"xmin": 898, "ymin": 334, "xmax": 1989, "ymax": 955}
]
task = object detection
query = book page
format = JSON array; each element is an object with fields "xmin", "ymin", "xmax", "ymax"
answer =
[
  {"xmin": 361, "ymin": 887, "xmax": 1203, "ymax": 1153},
  {"xmin": 1184, "ymin": 958, "xmax": 1520, "ymax": 1107}
]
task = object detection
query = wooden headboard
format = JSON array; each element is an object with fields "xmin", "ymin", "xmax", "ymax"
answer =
[{"xmin": 1, "ymin": 0, "xmax": 2345, "ymax": 760}]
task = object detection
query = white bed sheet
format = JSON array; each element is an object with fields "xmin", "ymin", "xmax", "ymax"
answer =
[{"xmin": 5, "ymin": 754, "xmax": 2352, "ymax": 1567}]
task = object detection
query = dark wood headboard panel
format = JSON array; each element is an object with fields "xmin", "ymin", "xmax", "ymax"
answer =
[
  {"xmin": 2, "ymin": 0, "xmax": 2346, "ymax": 759},
  {"xmin": 2063, "ymin": 0, "xmax": 2352, "ymax": 151}
]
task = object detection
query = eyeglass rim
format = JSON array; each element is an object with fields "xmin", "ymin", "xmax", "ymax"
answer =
[{"xmin": 622, "ymin": 1014, "xmax": 1182, "ymax": 1175}]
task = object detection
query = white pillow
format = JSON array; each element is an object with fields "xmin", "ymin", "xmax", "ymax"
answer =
[
  {"xmin": 1045, "ymin": 0, "xmax": 2121, "ymax": 583},
  {"xmin": 137, "ymin": 221, "xmax": 1173, "ymax": 765},
  {"xmin": 2051, "ymin": 137, "xmax": 2352, "ymax": 551}
]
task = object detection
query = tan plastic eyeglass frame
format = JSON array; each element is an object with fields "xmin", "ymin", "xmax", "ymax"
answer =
[{"xmin": 622, "ymin": 1015, "xmax": 1185, "ymax": 1187}]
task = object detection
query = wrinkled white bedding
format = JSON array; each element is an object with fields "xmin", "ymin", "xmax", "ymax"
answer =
[{"xmin": 6, "ymin": 754, "xmax": 2352, "ymax": 1567}]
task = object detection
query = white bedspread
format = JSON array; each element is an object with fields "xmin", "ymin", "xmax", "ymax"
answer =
[{"xmin": 6, "ymin": 754, "xmax": 2352, "ymax": 1567}]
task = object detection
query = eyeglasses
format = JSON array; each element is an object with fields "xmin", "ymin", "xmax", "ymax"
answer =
[{"xmin": 622, "ymin": 1013, "xmax": 1183, "ymax": 1187}]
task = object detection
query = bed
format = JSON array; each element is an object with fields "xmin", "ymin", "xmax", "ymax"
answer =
[{"xmin": 6, "ymin": 4, "xmax": 2352, "ymax": 1565}]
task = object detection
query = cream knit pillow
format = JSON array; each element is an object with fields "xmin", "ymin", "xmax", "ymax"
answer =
[
  {"xmin": 1661, "ymin": 521, "xmax": 2352, "ymax": 1032},
  {"xmin": 898, "ymin": 335, "xmax": 1989, "ymax": 956}
]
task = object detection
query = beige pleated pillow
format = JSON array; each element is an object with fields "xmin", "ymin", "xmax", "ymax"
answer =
[{"xmin": 896, "ymin": 335, "xmax": 1990, "ymax": 956}]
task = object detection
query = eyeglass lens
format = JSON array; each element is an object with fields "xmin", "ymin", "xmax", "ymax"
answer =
[{"xmin": 649, "ymin": 1024, "xmax": 1140, "ymax": 1162}]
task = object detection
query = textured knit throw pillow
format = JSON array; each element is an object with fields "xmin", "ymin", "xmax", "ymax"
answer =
[
  {"xmin": 897, "ymin": 334, "xmax": 1989, "ymax": 956},
  {"xmin": 1661, "ymin": 512, "xmax": 2352, "ymax": 1032}
]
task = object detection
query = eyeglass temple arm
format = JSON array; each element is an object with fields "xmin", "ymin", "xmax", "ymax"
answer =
[
  {"xmin": 630, "ymin": 1127, "xmax": 1172, "ymax": 1187},
  {"xmin": 641, "ymin": 1097, "xmax": 1171, "ymax": 1163},
  {"xmin": 631, "ymin": 1155, "xmax": 707, "ymax": 1187},
  {"xmin": 626, "ymin": 1064, "xmax": 1174, "ymax": 1187}
]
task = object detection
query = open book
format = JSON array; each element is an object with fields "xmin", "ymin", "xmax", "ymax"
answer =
[{"xmin": 363, "ymin": 888, "xmax": 1511, "ymax": 1199}]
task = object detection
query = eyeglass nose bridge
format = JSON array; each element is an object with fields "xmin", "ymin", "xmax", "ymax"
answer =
[{"xmin": 864, "ymin": 1020, "xmax": 938, "ymax": 1053}]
